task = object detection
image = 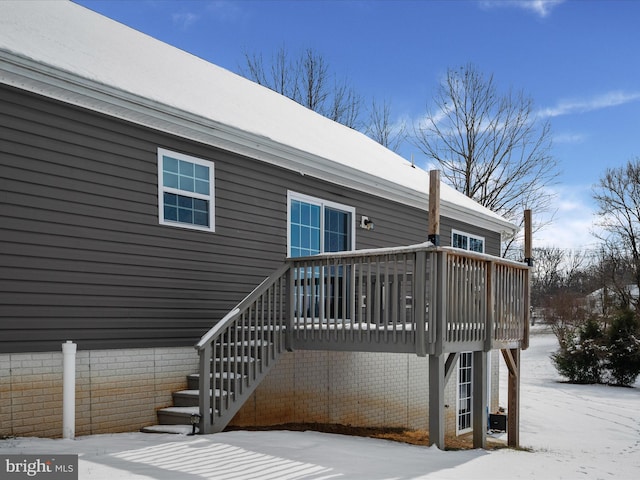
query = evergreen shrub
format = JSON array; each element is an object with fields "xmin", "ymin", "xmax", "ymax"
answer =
[
  {"xmin": 605, "ymin": 310, "xmax": 640, "ymax": 386},
  {"xmin": 551, "ymin": 311, "xmax": 640, "ymax": 386}
]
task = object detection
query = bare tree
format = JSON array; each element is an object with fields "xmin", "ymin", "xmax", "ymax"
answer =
[
  {"xmin": 413, "ymin": 64, "xmax": 560, "ymax": 255},
  {"xmin": 531, "ymin": 246, "xmax": 589, "ymax": 315},
  {"xmin": 592, "ymin": 158, "xmax": 640, "ymax": 311},
  {"xmin": 328, "ymin": 77, "xmax": 362, "ymax": 129},
  {"xmin": 531, "ymin": 247, "xmax": 564, "ymax": 306},
  {"xmin": 240, "ymin": 46, "xmax": 362, "ymax": 129},
  {"xmin": 365, "ymin": 98, "xmax": 406, "ymax": 153}
]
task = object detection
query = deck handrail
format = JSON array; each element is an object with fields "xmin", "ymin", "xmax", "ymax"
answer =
[
  {"xmin": 286, "ymin": 245, "xmax": 530, "ymax": 354},
  {"xmin": 287, "ymin": 247, "xmax": 429, "ymax": 354},
  {"xmin": 195, "ymin": 263, "xmax": 291, "ymax": 351},
  {"xmin": 195, "ymin": 263, "xmax": 291, "ymax": 433}
]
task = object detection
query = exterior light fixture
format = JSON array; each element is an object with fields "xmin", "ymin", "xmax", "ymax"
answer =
[{"xmin": 360, "ymin": 216, "xmax": 374, "ymax": 230}]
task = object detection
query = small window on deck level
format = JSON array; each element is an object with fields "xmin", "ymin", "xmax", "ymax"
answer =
[{"xmin": 451, "ymin": 230, "xmax": 484, "ymax": 253}]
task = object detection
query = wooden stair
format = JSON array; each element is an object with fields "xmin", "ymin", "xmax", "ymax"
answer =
[{"xmin": 141, "ymin": 334, "xmax": 274, "ymax": 434}]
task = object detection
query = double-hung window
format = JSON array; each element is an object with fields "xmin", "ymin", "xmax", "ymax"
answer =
[
  {"xmin": 158, "ymin": 148, "xmax": 215, "ymax": 232},
  {"xmin": 452, "ymin": 229, "xmax": 484, "ymax": 253}
]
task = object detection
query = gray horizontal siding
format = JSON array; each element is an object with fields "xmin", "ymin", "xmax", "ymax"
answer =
[{"xmin": 0, "ymin": 84, "xmax": 501, "ymax": 353}]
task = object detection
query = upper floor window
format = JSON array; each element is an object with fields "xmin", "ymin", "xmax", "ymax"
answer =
[
  {"xmin": 451, "ymin": 230, "xmax": 484, "ymax": 253},
  {"xmin": 158, "ymin": 148, "xmax": 215, "ymax": 232}
]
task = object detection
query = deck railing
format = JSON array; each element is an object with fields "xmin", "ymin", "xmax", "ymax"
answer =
[
  {"xmin": 440, "ymin": 249, "xmax": 530, "ymax": 352},
  {"xmin": 196, "ymin": 243, "xmax": 530, "ymax": 433},
  {"xmin": 288, "ymin": 244, "xmax": 428, "ymax": 354},
  {"xmin": 287, "ymin": 244, "xmax": 530, "ymax": 354}
]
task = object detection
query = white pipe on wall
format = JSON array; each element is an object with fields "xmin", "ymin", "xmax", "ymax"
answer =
[{"xmin": 62, "ymin": 340, "xmax": 77, "ymax": 439}]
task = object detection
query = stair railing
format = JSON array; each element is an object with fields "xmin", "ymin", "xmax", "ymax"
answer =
[{"xmin": 195, "ymin": 263, "xmax": 291, "ymax": 434}]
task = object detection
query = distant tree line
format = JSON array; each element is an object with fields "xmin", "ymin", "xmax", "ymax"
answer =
[{"xmin": 532, "ymin": 159, "xmax": 640, "ymax": 386}]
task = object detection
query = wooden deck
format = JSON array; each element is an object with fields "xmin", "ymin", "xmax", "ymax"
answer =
[{"xmin": 195, "ymin": 243, "xmax": 530, "ymax": 448}]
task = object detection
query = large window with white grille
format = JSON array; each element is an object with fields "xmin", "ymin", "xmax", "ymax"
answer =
[
  {"xmin": 288, "ymin": 192, "xmax": 355, "ymax": 319},
  {"xmin": 158, "ymin": 148, "xmax": 215, "ymax": 232},
  {"xmin": 287, "ymin": 192, "xmax": 354, "ymax": 257}
]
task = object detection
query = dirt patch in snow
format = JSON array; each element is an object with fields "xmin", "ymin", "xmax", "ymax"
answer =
[{"xmin": 226, "ymin": 423, "xmax": 508, "ymax": 450}]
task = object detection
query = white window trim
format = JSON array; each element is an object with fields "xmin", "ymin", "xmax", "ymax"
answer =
[
  {"xmin": 158, "ymin": 148, "xmax": 215, "ymax": 232},
  {"xmin": 287, "ymin": 191, "xmax": 356, "ymax": 257},
  {"xmin": 451, "ymin": 229, "xmax": 485, "ymax": 253}
]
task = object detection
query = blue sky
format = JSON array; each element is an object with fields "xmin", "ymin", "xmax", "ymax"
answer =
[{"xmin": 73, "ymin": 0, "xmax": 640, "ymax": 250}]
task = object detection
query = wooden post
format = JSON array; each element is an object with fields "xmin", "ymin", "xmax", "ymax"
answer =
[
  {"xmin": 428, "ymin": 249, "xmax": 447, "ymax": 449},
  {"xmin": 415, "ymin": 250, "xmax": 427, "ymax": 357},
  {"xmin": 523, "ymin": 209, "xmax": 532, "ymax": 350},
  {"xmin": 428, "ymin": 170, "xmax": 440, "ymax": 246},
  {"xmin": 501, "ymin": 348, "xmax": 520, "ymax": 448},
  {"xmin": 484, "ymin": 261, "xmax": 495, "ymax": 352},
  {"xmin": 198, "ymin": 343, "xmax": 213, "ymax": 434},
  {"xmin": 524, "ymin": 209, "xmax": 532, "ymax": 266},
  {"xmin": 428, "ymin": 354, "xmax": 445, "ymax": 449},
  {"xmin": 472, "ymin": 350, "xmax": 488, "ymax": 449},
  {"xmin": 285, "ymin": 266, "xmax": 296, "ymax": 351}
]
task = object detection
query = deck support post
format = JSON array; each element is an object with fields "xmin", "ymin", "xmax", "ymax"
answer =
[
  {"xmin": 427, "ymin": 244, "xmax": 447, "ymax": 449},
  {"xmin": 501, "ymin": 348, "xmax": 521, "ymax": 447},
  {"xmin": 472, "ymin": 350, "xmax": 488, "ymax": 448},
  {"xmin": 428, "ymin": 353, "xmax": 445, "ymax": 449}
]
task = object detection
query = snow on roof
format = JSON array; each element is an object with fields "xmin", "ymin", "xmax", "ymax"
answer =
[{"xmin": 0, "ymin": 0, "xmax": 516, "ymax": 235}]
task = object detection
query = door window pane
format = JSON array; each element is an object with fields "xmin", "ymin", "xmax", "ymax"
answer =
[
  {"xmin": 324, "ymin": 207, "xmax": 350, "ymax": 253},
  {"xmin": 290, "ymin": 200, "xmax": 321, "ymax": 257},
  {"xmin": 458, "ymin": 351, "xmax": 473, "ymax": 433}
]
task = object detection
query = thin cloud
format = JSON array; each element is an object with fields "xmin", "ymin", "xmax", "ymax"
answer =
[
  {"xmin": 173, "ymin": 2, "xmax": 244, "ymax": 29},
  {"xmin": 554, "ymin": 132, "xmax": 587, "ymax": 144},
  {"xmin": 539, "ymin": 91, "xmax": 640, "ymax": 118},
  {"xmin": 172, "ymin": 12, "xmax": 200, "ymax": 29},
  {"xmin": 535, "ymin": 184, "xmax": 600, "ymax": 250},
  {"xmin": 206, "ymin": 1, "xmax": 244, "ymax": 22},
  {"xmin": 479, "ymin": 0, "xmax": 565, "ymax": 18}
]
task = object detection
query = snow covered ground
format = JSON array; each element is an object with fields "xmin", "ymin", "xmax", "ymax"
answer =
[{"xmin": 2, "ymin": 327, "xmax": 639, "ymax": 479}]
